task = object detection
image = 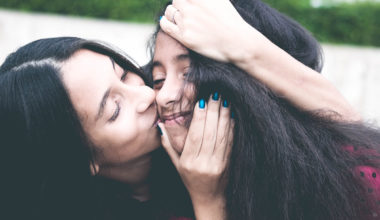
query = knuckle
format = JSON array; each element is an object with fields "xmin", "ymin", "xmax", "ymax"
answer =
[
  {"xmin": 220, "ymin": 108, "xmax": 230, "ymax": 118},
  {"xmin": 216, "ymin": 135, "xmax": 227, "ymax": 146},
  {"xmin": 178, "ymin": 160, "xmax": 189, "ymax": 170},
  {"xmin": 204, "ymin": 128, "xmax": 217, "ymax": 140},
  {"xmin": 188, "ymin": 134, "xmax": 201, "ymax": 145},
  {"xmin": 193, "ymin": 108, "xmax": 206, "ymax": 121},
  {"xmin": 182, "ymin": 30, "xmax": 192, "ymax": 44}
]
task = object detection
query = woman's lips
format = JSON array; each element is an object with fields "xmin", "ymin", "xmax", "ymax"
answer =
[
  {"xmin": 161, "ymin": 112, "xmax": 191, "ymax": 127},
  {"xmin": 164, "ymin": 116, "xmax": 186, "ymax": 126}
]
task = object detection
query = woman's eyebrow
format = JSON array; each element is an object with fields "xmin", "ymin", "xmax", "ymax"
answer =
[
  {"xmin": 95, "ymin": 88, "xmax": 111, "ymax": 122},
  {"xmin": 110, "ymin": 57, "xmax": 116, "ymax": 70}
]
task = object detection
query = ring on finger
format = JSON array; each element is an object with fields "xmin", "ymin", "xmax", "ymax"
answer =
[{"xmin": 172, "ymin": 9, "xmax": 179, "ymax": 24}]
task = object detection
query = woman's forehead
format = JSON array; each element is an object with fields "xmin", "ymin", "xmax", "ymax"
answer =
[{"xmin": 61, "ymin": 50, "xmax": 115, "ymax": 122}]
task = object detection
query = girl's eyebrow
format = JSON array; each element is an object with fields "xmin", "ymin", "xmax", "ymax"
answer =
[
  {"xmin": 152, "ymin": 53, "xmax": 189, "ymax": 69},
  {"xmin": 174, "ymin": 54, "xmax": 189, "ymax": 63}
]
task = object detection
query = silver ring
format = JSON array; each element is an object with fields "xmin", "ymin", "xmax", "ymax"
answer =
[{"xmin": 172, "ymin": 9, "xmax": 179, "ymax": 24}]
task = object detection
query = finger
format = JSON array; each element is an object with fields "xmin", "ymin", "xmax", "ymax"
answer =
[
  {"xmin": 181, "ymin": 99, "xmax": 207, "ymax": 159},
  {"xmin": 224, "ymin": 119, "xmax": 235, "ymax": 161},
  {"xmin": 160, "ymin": 15, "xmax": 180, "ymax": 40},
  {"xmin": 199, "ymin": 92, "xmax": 221, "ymax": 157},
  {"xmin": 158, "ymin": 123, "xmax": 180, "ymax": 168},
  {"xmin": 172, "ymin": 0, "xmax": 186, "ymax": 10},
  {"xmin": 164, "ymin": 5, "xmax": 180, "ymax": 24},
  {"xmin": 214, "ymin": 99, "xmax": 232, "ymax": 160}
]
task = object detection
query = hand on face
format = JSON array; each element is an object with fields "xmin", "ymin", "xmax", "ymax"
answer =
[
  {"xmin": 160, "ymin": 0, "xmax": 257, "ymax": 63},
  {"xmin": 158, "ymin": 93, "xmax": 234, "ymax": 203}
]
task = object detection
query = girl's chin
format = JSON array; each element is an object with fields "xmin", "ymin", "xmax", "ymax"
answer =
[{"xmin": 165, "ymin": 131, "xmax": 187, "ymax": 154}]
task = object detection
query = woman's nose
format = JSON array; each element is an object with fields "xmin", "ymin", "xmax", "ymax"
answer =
[
  {"xmin": 128, "ymin": 84, "xmax": 156, "ymax": 114},
  {"xmin": 155, "ymin": 77, "xmax": 182, "ymax": 108}
]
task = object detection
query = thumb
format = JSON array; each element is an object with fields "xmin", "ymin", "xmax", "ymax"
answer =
[{"xmin": 158, "ymin": 123, "xmax": 179, "ymax": 168}]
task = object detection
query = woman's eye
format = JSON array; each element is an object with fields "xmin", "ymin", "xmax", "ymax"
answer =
[
  {"xmin": 182, "ymin": 67, "xmax": 190, "ymax": 79},
  {"xmin": 120, "ymin": 71, "xmax": 127, "ymax": 81},
  {"xmin": 109, "ymin": 102, "xmax": 121, "ymax": 122},
  {"xmin": 153, "ymin": 78, "xmax": 165, "ymax": 90}
]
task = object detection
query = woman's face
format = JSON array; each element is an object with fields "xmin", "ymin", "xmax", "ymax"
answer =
[
  {"xmin": 152, "ymin": 32, "xmax": 193, "ymax": 153},
  {"xmin": 61, "ymin": 49, "xmax": 160, "ymax": 168}
]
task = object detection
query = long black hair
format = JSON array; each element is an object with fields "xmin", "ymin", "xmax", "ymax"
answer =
[
  {"xmin": 148, "ymin": 0, "xmax": 380, "ymax": 219},
  {"xmin": 0, "ymin": 37, "xmax": 151, "ymax": 220}
]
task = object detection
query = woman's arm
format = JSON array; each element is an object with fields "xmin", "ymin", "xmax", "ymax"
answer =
[
  {"xmin": 158, "ymin": 97, "xmax": 233, "ymax": 220},
  {"xmin": 160, "ymin": 0, "xmax": 360, "ymax": 121},
  {"xmin": 232, "ymin": 25, "xmax": 360, "ymax": 120}
]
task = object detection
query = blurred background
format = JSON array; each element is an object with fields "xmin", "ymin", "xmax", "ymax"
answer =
[{"xmin": 0, "ymin": 0, "xmax": 379, "ymax": 122}]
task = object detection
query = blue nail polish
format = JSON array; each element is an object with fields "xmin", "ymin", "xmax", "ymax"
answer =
[
  {"xmin": 231, "ymin": 111, "xmax": 235, "ymax": 119},
  {"xmin": 223, "ymin": 100, "xmax": 229, "ymax": 108},
  {"xmin": 159, "ymin": 16, "xmax": 163, "ymax": 21},
  {"xmin": 157, "ymin": 126, "xmax": 163, "ymax": 136},
  {"xmin": 212, "ymin": 92, "xmax": 219, "ymax": 101},
  {"xmin": 199, "ymin": 99, "xmax": 205, "ymax": 109}
]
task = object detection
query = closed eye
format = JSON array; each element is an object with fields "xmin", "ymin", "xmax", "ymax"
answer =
[
  {"xmin": 121, "ymin": 70, "xmax": 127, "ymax": 81},
  {"xmin": 153, "ymin": 78, "xmax": 165, "ymax": 90},
  {"xmin": 109, "ymin": 101, "xmax": 121, "ymax": 122}
]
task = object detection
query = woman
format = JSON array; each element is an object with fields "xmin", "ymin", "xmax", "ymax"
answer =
[
  {"xmin": 151, "ymin": 0, "xmax": 380, "ymax": 219},
  {"xmin": 0, "ymin": 37, "xmax": 233, "ymax": 220}
]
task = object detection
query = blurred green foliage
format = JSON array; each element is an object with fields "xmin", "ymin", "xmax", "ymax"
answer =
[
  {"xmin": 0, "ymin": 0, "xmax": 167, "ymax": 22},
  {"xmin": 264, "ymin": 0, "xmax": 311, "ymax": 8},
  {"xmin": 265, "ymin": 1, "xmax": 380, "ymax": 46},
  {"xmin": 0, "ymin": 0, "xmax": 379, "ymax": 46},
  {"xmin": 292, "ymin": 4, "xmax": 379, "ymax": 46}
]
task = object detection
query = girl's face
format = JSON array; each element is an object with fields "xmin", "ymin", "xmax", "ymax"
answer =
[
  {"xmin": 152, "ymin": 32, "xmax": 193, "ymax": 153},
  {"xmin": 62, "ymin": 49, "xmax": 160, "ymax": 168}
]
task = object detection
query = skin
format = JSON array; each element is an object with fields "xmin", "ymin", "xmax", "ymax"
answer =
[
  {"xmin": 60, "ymin": 48, "xmax": 233, "ymax": 219},
  {"xmin": 152, "ymin": 31, "xmax": 193, "ymax": 153},
  {"xmin": 153, "ymin": 32, "xmax": 232, "ymax": 220},
  {"xmin": 153, "ymin": 1, "xmax": 359, "ymax": 218},
  {"xmin": 160, "ymin": 0, "xmax": 360, "ymax": 121},
  {"xmin": 61, "ymin": 49, "xmax": 160, "ymax": 200}
]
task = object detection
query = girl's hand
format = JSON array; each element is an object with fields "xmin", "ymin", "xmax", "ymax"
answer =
[
  {"xmin": 160, "ymin": 0, "xmax": 262, "ymax": 63},
  {"xmin": 158, "ymin": 94, "xmax": 234, "ymax": 219}
]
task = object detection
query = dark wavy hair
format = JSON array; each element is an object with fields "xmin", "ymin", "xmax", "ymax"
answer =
[
  {"xmin": 0, "ymin": 37, "xmax": 150, "ymax": 220},
  {"xmin": 148, "ymin": 0, "xmax": 380, "ymax": 219}
]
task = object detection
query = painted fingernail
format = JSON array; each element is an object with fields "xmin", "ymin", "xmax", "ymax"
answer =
[
  {"xmin": 212, "ymin": 92, "xmax": 219, "ymax": 101},
  {"xmin": 157, "ymin": 126, "xmax": 163, "ymax": 136},
  {"xmin": 231, "ymin": 111, "xmax": 235, "ymax": 119},
  {"xmin": 159, "ymin": 16, "xmax": 163, "ymax": 21},
  {"xmin": 223, "ymin": 99, "xmax": 229, "ymax": 108},
  {"xmin": 199, "ymin": 99, "xmax": 205, "ymax": 109}
]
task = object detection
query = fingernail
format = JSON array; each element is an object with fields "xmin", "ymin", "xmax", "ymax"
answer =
[
  {"xmin": 157, "ymin": 126, "xmax": 163, "ymax": 136},
  {"xmin": 199, "ymin": 99, "xmax": 205, "ymax": 109},
  {"xmin": 212, "ymin": 92, "xmax": 219, "ymax": 101},
  {"xmin": 223, "ymin": 99, "xmax": 229, "ymax": 108},
  {"xmin": 231, "ymin": 111, "xmax": 235, "ymax": 119},
  {"xmin": 159, "ymin": 16, "xmax": 163, "ymax": 21}
]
